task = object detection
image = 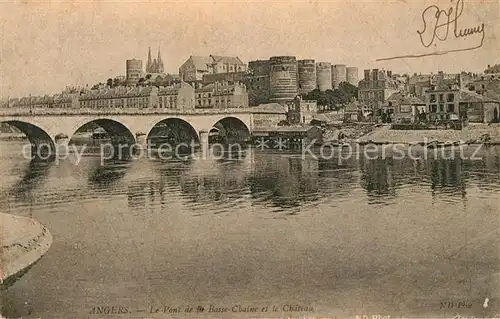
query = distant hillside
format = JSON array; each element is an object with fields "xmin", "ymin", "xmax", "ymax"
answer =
[{"xmin": 485, "ymin": 64, "xmax": 500, "ymax": 74}]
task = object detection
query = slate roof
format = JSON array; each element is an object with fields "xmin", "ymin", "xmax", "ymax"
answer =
[
  {"xmin": 386, "ymin": 92, "xmax": 425, "ymax": 105},
  {"xmin": 190, "ymin": 56, "xmax": 214, "ymax": 71},
  {"xmin": 251, "ymin": 103, "xmax": 288, "ymax": 113},
  {"xmin": 459, "ymin": 89, "xmax": 500, "ymax": 103},
  {"xmin": 210, "ymin": 55, "xmax": 244, "ymax": 65}
]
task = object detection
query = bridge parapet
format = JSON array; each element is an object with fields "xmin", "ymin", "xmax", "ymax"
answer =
[{"xmin": 0, "ymin": 107, "xmax": 266, "ymax": 117}]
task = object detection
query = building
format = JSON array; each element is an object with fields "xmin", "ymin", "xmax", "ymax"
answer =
[
  {"xmin": 251, "ymin": 103, "xmax": 288, "ymax": 128},
  {"xmin": 146, "ymin": 47, "xmax": 164, "ymax": 74},
  {"xmin": 358, "ymin": 69, "xmax": 400, "ymax": 119},
  {"xmin": 157, "ymin": 82, "xmax": 196, "ymax": 110},
  {"xmin": 244, "ymin": 60, "xmax": 271, "ymax": 106},
  {"xmin": 459, "ymin": 90, "xmax": 500, "ymax": 123},
  {"xmin": 79, "ymin": 86, "xmax": 159, "ymax": 109},
  {"xmin": 202, "ymin": 72, "xmax": 245, "ymax": 85},
  {"xmin": 343, "ymin": 99, "xmax": 362, "ymax": 122},
  {"xmin": 5, "ymin": 93, "xmax": 79, "ymax": 109},
  {"xmin": 408, "ymin": 72, "xmax": 461, "ymax": 98},
  {"xmin": 179, "ymin": 55, "xmax": 247, "ymax": 82},
  {"xmin": 284, "ymin": 96, "xmax": 318, "ymax": 124},
  {"xmin": 466, "ymin": 73, "xmax": 500, "ymax": 96},
  {"xmin": 385, "ymin": 92, "xmax": 426, "ymax": 123},
  {"xmin": 194, "ymin": 81, "xmax": 248, "ymax": 109},
  {"xmin": 424, "ymin": 80, "xmax": 463, "ymax": 122}
]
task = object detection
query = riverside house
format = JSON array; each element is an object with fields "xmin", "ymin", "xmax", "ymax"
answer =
[
  {"xmin": 385, "ymin": 93, "xmax": 426, "ymax": 123},
  {"xmin": 424, "ymin": 83, "xmax": 465, "ymax": 123},
  {"xmin": 460, "ymin": 90, "xmax": 500, "ymax": 123}
]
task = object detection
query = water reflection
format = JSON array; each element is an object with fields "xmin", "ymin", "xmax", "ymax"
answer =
[
  {"xmin": 428, "ymin": 158, "xmax": 466, "ymax": 197},
  {"xmin": 0, "ymin": 142, "xmax": 500, "ymax": 318},
  {"xmin": 359, "ymin": 158, "xmax": 396, "ymax": 199},
  {"xmin": 9, "ymin": 158, "xmax": 53, "ymax": 200},
  {"xmin": 249, "ymin": 154, "xmax": 320, "ymax": 209},
  {"xmin": 88, "ymin": 158, "xmax": 132, "ymax": 187}
]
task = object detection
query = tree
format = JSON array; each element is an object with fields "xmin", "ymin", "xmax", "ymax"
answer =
[
  {"xmin": 338, "ymin": 82, "xmax": 358, "ymax": 103},
  {"xmin": 112, "ymin": 77, "xmax": 122, "ymax": 87},
  {"xmin": 91, "ymin": 83, "xmax": 103, "ymax": 90},
  {"xmin": 137, "ymin": 78, "xmax": 145, "ymax": 86},
  {"xmin": 303, "ymin": 83, "xmax": 359, "ymax": 110}
]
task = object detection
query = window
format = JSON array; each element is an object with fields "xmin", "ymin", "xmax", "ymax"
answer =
[
  {"xmin": 447, "ymin": 104, "xmax": 455, "ymax": 112},
  {"xmin": 430, "ymin": 94, "xmax": 436, "ymax": 103},
  {"xmin": 447, "ymin": 93, "xmax": 454, "ymax": 102},
  {"xmin": 439, "ymin": 94, "xmax": 444, "ymax": 102},
  {"xmin": 439, "ymin": 104, "xmax": 444, "ymax": 112},
  {"xmin": 430, "ymin": 104, "xmax": 437, "ymax": 113}
]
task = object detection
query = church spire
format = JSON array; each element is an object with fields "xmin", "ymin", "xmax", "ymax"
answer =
[
  {"xmin": 146, "ymin": 47, "xmax": 153, "ymax": 73},
  {"xmin": 157, "ymin": 46, "xmax": 164, "ymax": 73}
]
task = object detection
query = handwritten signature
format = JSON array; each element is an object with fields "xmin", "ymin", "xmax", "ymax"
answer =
[
  {"xmin": 417, "ymin": 0, "xmax": 484, "ymax": 48},
  {"xmin": 377, "ymin": 0, "xmax": 485, "ymax": 61}
]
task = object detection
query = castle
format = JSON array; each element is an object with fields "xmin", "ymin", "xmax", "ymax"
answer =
[{"xmin": 146, "ymin": 47, "xmax": 164, "ymax": 73}]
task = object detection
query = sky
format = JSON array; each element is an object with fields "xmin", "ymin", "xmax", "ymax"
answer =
[{"xmin": 0, "ymin": 0, "xmax": 499, "ymax": 98}]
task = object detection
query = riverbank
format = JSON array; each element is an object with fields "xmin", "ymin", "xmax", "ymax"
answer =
[
  {"xmin": 356, "ymin": 123, "xmax": 500, "ymax": 144},
  {"xmin": 323, "ymin": 123, "xmax": 378, "ymax": 142},
  {"xmin": 0, "ymin": 213, "xmax": 52, "ymax": 289}
]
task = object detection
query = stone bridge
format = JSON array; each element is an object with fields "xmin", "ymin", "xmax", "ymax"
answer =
[{"xmin": 0, "ymin": 108, "xmax": 256, "ymax": 157}]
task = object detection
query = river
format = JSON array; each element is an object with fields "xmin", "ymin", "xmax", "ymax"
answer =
[{"xmin": 0, "ymin": 140, "xmax": 499, "ymax": 318}]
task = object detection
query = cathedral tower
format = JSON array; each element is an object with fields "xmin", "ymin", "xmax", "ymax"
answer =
[
  {"xmin": 146, "ymin": 46, "xmax": 164, "ymax": 73},
  {"xmin": 146, "ymin": 47, "xmax": 153, "ymax": 73}
]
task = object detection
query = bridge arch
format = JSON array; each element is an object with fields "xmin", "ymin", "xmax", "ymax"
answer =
[
  {"xmin": 1, "ymin": 120, "xmax": 56, "ymax": 159},
  {"xmin": 68, "ymin": 118, "xmax": 136, "ymax": 147},
  {"xmin": 210, "ymin": 116, "xmax": 251, "ymax": 143},
  {"xmin": 146, "ymin": 117, "xmax": 200, "ymax": 148}
]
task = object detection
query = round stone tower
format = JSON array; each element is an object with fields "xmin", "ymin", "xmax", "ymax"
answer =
[
  {"xmin": 298, "ymin": 59, "xmax": 316, "ymax": 95},
  {"xmin": 332, "ymin": 64, "xmax": 347, "ymax": 89},
  {"xmin": 346, "ymin": 67, "xmax": 359, "ymax": 86},
  {"xmin": 269, "ymin": 56, "xmax": 298, "ymax": 102},
  {"xmin": 316, "ymin": 62, "xmax": 332, "ymax": 91},
  {"xmin": 126, "ymin": 59, "xmax": 143, "ymax": 86}
]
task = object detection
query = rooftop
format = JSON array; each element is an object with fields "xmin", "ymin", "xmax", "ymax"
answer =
[
  {"xmin": 459, "ymin": 89, "xmax": 500, "ymax": 103},
  {"xmin": 253, "ymin": 125, "xmax": 319, "ymax": 133}
]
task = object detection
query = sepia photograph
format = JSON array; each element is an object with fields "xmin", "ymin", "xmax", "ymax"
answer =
[{"xmin": 0, "ymin": 0, "xmax": 499, "ymax": 318}]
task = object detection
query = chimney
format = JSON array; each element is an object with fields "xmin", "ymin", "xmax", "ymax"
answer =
[
  {"xmin": 364, "ymin": 69, "xmax": 370, "ymax": 81},
  {"xmin": 437, "ymin": 71, "xmax": 444, "ymax": 87},
  {"xmin": 387, "ymin": 70, "xmax": 392, "ymax": 78}
]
